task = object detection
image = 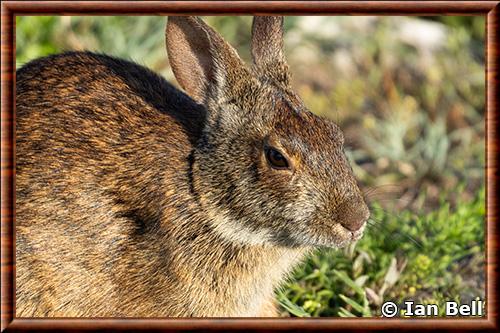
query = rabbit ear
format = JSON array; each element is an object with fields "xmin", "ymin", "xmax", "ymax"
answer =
[
  {"xmin": 251, "ymin": 16, "xmax": 291, "ymax": 87},
  {"xmin": 166, "ymin": 16, "xmax": 253, "ymax": 104}
]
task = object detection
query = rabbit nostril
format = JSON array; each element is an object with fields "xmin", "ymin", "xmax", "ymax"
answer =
[
  {"xmin": 341, "ymin": 215, "xmax": 367, "ymax": 232},
  {"xmin": 337, "ymin": 197, "xmax": 370, "ymax": 232}
]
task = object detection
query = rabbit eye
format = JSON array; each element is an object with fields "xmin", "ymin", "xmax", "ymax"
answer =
[{"xmin": 265, "ymin": 147, "xmax": 290, "ymax": 170}]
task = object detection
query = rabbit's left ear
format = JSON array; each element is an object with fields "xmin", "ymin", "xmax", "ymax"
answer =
[{"xmin": 251, "ymin": 16, "xmax": 291, "ymax": 87}]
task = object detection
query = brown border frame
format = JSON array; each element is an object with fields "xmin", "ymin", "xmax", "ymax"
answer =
[{"xmin": 1, "ymin": 1, "xmax": 498, "ymax": 332}]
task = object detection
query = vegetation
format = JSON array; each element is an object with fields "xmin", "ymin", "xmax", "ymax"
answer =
[
  {"xmin": 278, "ymin": 185, "xmax": 485, "ymax": 317},
  {"xmin": 16, "ymin": 15, "xmax": 485, "ymax": 317}
]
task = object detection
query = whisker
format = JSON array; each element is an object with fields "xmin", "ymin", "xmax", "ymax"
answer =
[
  {"xmin": 368, "ymin": 205, "xmax": 409, "ymax": 221},
  {"xmin": 364, "ymin": 189, "xmax": 404, "ymax": 200},
  {"xmin": 368, "ymin": 216, "xmax": 423, "ymax": 249},
  {"xmin": 363, "ymin": 183, "xmax": 405, "ymax": 196},
  {"xmin": 366, "ymin": 218, "xmax": 405, "ymax": 244},
  {"xmin": 371, "ymin": 206, "xmax": 404, "ymax": 219},
  {"xmin": 368, "ymin": 196, "xmax": 433, "ymax": 213}
]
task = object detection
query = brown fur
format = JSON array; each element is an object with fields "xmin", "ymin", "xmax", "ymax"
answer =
[{"xmin": 15, "ymin": 16, "xmax": 369, "ymax": 317}]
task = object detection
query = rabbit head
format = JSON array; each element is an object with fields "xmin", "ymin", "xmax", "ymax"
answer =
[{"xmin": 166, "ymin": 16, "xmax": 369, "ymax": 248}]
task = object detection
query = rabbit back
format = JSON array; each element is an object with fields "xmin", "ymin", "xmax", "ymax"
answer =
[{"xmin": 15, "ymin": 51, "xmax": 206, "ymax": 316}]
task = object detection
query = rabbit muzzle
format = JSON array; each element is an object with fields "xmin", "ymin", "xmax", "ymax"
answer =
[{"xmin": 336, "ymin": 195, "xmax": 370, "ymax": 233}]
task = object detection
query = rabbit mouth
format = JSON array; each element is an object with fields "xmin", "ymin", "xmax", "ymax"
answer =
[
  {"xmin": 349, "ymin": 226, "xmax": 365, "ymax": 242},
  {"xmin": 300, "ymin": 221, "xmax": 366, "ymax": 248},
  {"xmin": 334, "ymin": 227, "xmax": 365, "ymax": 248},
  {"xmin": 337, "ymin": 221, "xmax": 367, "ymax": 247}
]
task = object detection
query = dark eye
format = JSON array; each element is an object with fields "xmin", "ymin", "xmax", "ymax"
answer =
[{"xmin": 265, "ymin": 147, "xmax": 290, "ymax": 170}]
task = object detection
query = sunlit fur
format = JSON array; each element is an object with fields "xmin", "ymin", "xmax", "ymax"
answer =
[{"xmin": 16, "ymin": 16, "xmax": 369, "ymax": 317}]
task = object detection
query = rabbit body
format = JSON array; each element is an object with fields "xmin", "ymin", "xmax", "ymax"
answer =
[{"xmin": 16, "ymin": 17, "xmax": 368, "ymax": 317}]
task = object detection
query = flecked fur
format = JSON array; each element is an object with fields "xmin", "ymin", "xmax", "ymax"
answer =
[{"xmin": 15, "ymin": 16, "xmax": 369, "ymax": 317}]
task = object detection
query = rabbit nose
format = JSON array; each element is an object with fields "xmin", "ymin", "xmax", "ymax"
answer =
[{"xmin": 337, "ymin": 196, "xmax": 370, "ymax": 232}]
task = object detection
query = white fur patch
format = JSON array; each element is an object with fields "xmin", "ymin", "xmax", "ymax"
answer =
[{"xmin": 208, "ymin": 211, "xmax": 274, "ymax": 246}]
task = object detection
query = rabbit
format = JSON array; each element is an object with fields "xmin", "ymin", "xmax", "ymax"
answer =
[{"xmin": 15, "ymin": 16, "xmax": 370, "ymax": 317}]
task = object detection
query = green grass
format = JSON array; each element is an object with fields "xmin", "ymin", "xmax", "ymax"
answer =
[{"xmin": 278, "ymin": 185, "xmax": 485, "ymax": 317}]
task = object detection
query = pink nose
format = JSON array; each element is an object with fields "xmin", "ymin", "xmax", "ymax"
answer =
[{"xmin": 337, "ymin": 196, "xmax": 370, "ymax": 232}]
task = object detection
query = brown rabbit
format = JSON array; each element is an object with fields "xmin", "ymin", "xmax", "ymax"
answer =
[{"xmin": 15, "ymin": 16, "xmax": 369, "ymax": 317}]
